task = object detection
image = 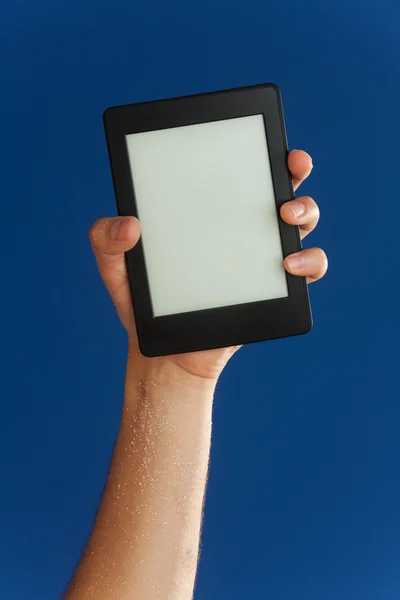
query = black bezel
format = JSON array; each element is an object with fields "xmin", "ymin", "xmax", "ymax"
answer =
[{"xmin": 103, "ymin": 83, "xmax": 312, "ymax": 357}]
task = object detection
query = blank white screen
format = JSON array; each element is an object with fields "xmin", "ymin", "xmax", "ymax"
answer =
[{"xmin": 126, "ymin": 114, "xmax": 288, "ymax": 317}]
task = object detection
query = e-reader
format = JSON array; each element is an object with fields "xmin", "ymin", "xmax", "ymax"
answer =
[{"xmin": 103, "ymin": 83, "xmax": 312, "ymax": 357}]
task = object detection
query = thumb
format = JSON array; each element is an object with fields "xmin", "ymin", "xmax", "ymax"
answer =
[{"xmin": 89, "ymin": 216, "xmax": 141, "ymax": 297}]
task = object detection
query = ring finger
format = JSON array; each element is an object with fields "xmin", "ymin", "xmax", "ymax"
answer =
[{"xmin": 284, "ymin": 247, "xmax": 328, "ymax": 284}]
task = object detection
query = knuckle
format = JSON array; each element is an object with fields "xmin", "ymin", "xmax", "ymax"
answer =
[
  {"xmin": 303, "ymin": 195, "xmax": 316, "ymax": 210},
  {"xmin": 318, "ymin": 248, "xmax": 328, "ymax": 272},
  {"xmin": 304, "ymin": 196, "xmax": 320, "ymax": 218},
  {"xmin": 88, "ymin": 220, "xmax": 99, "ymax": 241},
  {"xmin": 89, "ymin": 219, "xmax": 108, "ymax": 247}
]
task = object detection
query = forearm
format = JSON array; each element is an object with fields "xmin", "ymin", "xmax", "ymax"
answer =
[{"xmin": 65, "ymin": 345, "xmax": 216, "ymax": 600}]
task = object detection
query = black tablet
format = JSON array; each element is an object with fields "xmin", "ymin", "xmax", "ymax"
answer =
[{"xmin": 103, "ymin": 83, "xmax": 312, "ymax": 357}]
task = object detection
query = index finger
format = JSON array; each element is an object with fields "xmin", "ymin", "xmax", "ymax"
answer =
[{"xmin": 288, "ymin": 150, "xmax": 313, "ymax": 192}]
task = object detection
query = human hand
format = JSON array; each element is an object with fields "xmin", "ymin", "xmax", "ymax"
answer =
[{"xmin": 90, "ymin": 150, "xmax": 327, "ymax": 381}]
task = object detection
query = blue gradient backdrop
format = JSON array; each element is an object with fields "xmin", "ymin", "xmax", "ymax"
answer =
[{"xmin": 1, "ymin": 1, "xmax": 399, "ymax": 598}]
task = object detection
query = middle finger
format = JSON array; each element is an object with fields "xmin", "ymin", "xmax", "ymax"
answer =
[{"xmin": 280, "ymin": 195, "xmax": 320, "ymax": 239}]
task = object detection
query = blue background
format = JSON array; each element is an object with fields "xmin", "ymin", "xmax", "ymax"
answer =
[{"xmin": 1, "ymin": 1, "xmax": 399, "ymax": 598}]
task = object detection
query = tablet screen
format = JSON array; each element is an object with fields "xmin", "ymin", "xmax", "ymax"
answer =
[{"xmin": 126, "ymin": 114, "xmax": 288, "ymax": 317}]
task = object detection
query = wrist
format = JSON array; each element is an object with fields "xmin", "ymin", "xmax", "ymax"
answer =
[{"xmin": 124, "ymin": 341, "xmax": 217, "ymax": 408}]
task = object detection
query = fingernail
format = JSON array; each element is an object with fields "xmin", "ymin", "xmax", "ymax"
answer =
[
  {"xmin": 111, "ymin": 218, "xmax": 130, "ymax": 241},
  {"xmin": 286, "ymin": 253, "xmax": 305, "ymax": 271},
  {"xmin": 289, "ymin": 202, "xmax": 305, "ymax": 218}
]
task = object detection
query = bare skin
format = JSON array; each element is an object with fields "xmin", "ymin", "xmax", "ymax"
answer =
[{"xmin": 65, "ymin": 150, "xmax": 327, "ymax": 599}]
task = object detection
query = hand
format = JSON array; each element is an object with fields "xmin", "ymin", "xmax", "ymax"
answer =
[{"xmin": 90, "ymin": 150, "xmax": 327, "ymax": 381}]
